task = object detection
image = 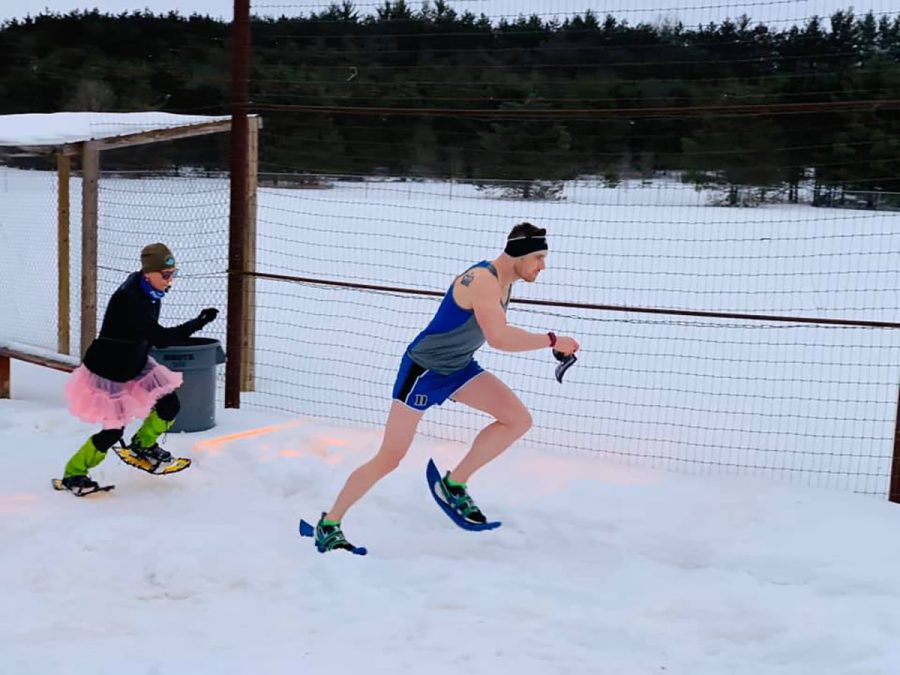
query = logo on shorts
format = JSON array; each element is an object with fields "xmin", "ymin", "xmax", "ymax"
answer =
[{"xmin": 414, "ymin": 394, "xmax": 428, "ymax": 407}]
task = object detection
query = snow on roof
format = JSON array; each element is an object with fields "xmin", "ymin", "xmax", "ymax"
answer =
[{"xmin": 0, "ymin": 112, "xmax": 231, "ymax": 147}]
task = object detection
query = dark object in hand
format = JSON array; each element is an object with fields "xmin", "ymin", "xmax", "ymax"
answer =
[
  {"xmin": 199, "ymin": 308, "xmax": 219, "ymax": 324},
  {"xmin": 552, "ymin": 349, "xmax": 577, "ymax": 383}
]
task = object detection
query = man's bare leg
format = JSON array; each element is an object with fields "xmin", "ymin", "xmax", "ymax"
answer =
[
  {"xmin": 325, "ymin": 401, "xmax": 423, "ymax": 522},
  {"xmin": 448, "ymin": 372, "xmax": 532, "ymax": 484}
]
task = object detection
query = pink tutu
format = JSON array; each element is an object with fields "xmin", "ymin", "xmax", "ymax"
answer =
[{"xmin": 65, "ymin": 357, "xmax": 183, "ymax": 429}]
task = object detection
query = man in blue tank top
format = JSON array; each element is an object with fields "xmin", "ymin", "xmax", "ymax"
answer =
[{"xmin": 309, "ymin": 223, "xmax": 580, "ymax": 553}]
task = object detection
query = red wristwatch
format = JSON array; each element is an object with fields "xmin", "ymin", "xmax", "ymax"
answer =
[{"xmin": 548, "ymin": 332, "xmax": 557, "ymax": 348}]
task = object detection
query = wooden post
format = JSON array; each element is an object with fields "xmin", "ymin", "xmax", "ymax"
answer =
[
  {"xmin": 57, "ymin": 154, "xmax": 71, "ymax": 356},
  {"xmin": 890, "ymin": 386, "xmax": 900, "ymax": 503},
  {"xmin": 0, "ymin": 353, "xmax": 9, "ymax": 399},
  {"xmin": 80, "ymin": 142, "xmax": 99, "ymax": 358},
  {"xmin": 241, "ymin": 116, "xmax": 259, "ymax": 392},
  {"xmin": 226, "ymin": 0, "xmax": 251, "ymax": 409}
]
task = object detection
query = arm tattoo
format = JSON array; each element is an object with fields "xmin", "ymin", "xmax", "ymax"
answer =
[{"xmin": 460, "ymin": 271, "xmax": 475, "ymax": 287}]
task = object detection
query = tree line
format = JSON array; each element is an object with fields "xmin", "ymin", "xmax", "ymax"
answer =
[{"xmin": 1, "ymin": 3, "xmax": 898, "ymax": 201}]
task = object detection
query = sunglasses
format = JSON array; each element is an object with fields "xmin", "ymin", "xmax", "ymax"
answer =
[{"xmin": 160, "ymin": 269, "xmax": 178, "ymax": 280}]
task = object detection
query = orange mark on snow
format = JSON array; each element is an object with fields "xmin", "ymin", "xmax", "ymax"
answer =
[
  {"xmin": 316, "ymin": 435, "xmax": 349, "ymax": 447},
  {"xmin": 318, "ymin": 452, "xmax": 345, "ymax": 466},
  {"xmin": 192, "ymin": 420, "xmax": 305, "ymax": 455},
  {"xmin": 515, "ymin": 453, "xmax": 657, "ymax": 496},
  {"xmin": 308, "ymin": 434, "xmax": 351, "ymax": 465},
  {"xmin": 275, "ymin": 434, "xmax": 351, "ymax": 463},
  {"xmin": 0, "ymin": 493, "xmax": 37, "ymax": 514},
  {"xmin": 190, "ymin": 420, "xmax": 358, "ymax": 465}
]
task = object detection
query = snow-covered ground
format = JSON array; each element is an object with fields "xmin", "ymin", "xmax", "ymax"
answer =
[
  {"xmin": 2, "ymin": 164, "xmax": 900, "ymax": 672},
  {"xmin": 2, "ymin": 361, "xmax": 900, "ymax": 674}
]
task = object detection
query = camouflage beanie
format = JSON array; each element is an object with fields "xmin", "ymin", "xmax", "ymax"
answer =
[{"xmin": 140, "ymin": 243, "xmax": 176, "ymax": 273}]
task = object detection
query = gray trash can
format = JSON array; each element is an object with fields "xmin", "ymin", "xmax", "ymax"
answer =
[{"xmin": 149, "ymin": 337, "xmax": 226, "ymax": 433}]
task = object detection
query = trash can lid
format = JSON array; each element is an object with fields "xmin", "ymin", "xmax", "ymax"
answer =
[{"xmin": 149, "ymin": 337, "xmax": 226, "ymax": 370}]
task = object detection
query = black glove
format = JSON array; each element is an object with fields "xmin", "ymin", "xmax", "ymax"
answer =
[
  {"xmin": 198, "ymin": 307, "xmax": 219, "ymax": 325},
  {"xmin": 552, "ymin": 349, "xmax": 577, "ymax": 384}
]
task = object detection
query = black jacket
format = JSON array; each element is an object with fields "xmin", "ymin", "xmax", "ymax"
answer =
[{"xmin": 83, "ymin": 272, "xmax": 205, "ymax": 382}]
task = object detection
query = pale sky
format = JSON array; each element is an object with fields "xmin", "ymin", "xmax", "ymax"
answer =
[{"xmin": 1, "ymin": 0, "xmax": 892, "ymax": 28}]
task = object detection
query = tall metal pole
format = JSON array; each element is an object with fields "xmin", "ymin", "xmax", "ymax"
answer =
[{"xmin": 226, "ymin": 0, "xmax": 250, "ymax": 408}]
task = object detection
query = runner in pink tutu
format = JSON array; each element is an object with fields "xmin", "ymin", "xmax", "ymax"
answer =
[{"xmin": 60, "ymin": 243, "xmax": 218, "ymax": 493}]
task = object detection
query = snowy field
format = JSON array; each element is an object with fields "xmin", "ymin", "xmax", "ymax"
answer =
[
  {"xmin": 2, "ymin": 166, "xmax": 900, "ymax": 672},
  {"xmin": 2, "ymin": 362, "xmax": 900, "ymax": 674},
  {"xmin": 2, "ymin": 167, "xmax": 899, "ymax": 494}
]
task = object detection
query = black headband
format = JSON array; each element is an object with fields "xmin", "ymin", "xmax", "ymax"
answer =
[{"xmin": 505, "ymin": 235, "xmax": 548, "ymax": 258}]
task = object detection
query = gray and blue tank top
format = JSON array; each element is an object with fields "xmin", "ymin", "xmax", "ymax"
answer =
[{"xmin": 406, "ymin": 261, "xmax": 510, "ymax": 375}]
